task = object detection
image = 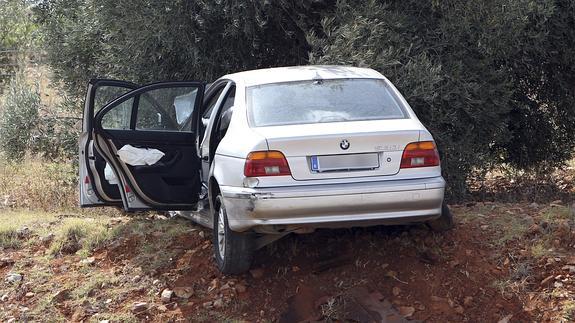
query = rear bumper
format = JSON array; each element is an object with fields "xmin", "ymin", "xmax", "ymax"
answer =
[{"xmin": 220, "ymin": 176, "xmax": 445, "ymax": 233}]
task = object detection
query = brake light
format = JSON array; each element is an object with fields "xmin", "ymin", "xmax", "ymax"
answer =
[
  {"xmin": 244, "ymin": 151, "xmax": 291, "ymax": 177},
  {"xmin": 400, "ymin": 141, "xmax": 440, "ymax": 168}
]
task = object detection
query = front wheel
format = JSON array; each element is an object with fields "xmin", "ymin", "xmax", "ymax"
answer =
[
  {"xmin": 426, "ymin": 202, "xmax": 454, "ymax": 232},
  {"xmin": 213, "ymin": 194, "xmax": 254, "ymax": 274}
]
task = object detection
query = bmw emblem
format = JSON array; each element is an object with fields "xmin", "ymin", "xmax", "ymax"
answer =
[{"xmin": 340, "ymin": 139, "xmax": 350, "ymax": 150}]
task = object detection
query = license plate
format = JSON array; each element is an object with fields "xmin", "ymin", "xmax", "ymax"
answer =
[{"xmin": 310, "ymin": 153, "xmax": 379, "ymax": 172}]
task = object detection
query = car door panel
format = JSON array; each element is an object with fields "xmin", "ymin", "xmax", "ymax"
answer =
[
  {"xmin": 79, "ymin": 79, "xmax": 138, "ymax": 207},
  {"xmin": 93, "ymin": 82, "xmax": 205, "ymax": 211},
  {"xmin": 97, "ymin": 130, "xmax": 201, "ymax": 204}
]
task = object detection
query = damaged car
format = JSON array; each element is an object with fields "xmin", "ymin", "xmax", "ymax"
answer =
[{"xmin": 79, "ymin": 66, "xmax": 452, "ymax": 274}]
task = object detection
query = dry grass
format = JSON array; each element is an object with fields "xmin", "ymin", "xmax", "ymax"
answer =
[
  {"xmin": 0, "ymin": 158, "xmax": 121, "ymax": 217},
  {"xmin": 0, "ymin": 159, "xmax": 77, "ymax": 210},
  {"xmin": 48, "ymin": 217, "xmax": 116, "ymax": 257},
  {"xmin": 0, "ymin": 209, "xmax": 58, "ymax": 248}
]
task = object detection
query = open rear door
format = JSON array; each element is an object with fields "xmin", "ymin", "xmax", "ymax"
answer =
[
  {"xmin": 79, "ymin": 79, "xmax": 138, "ymax": 207},
  {"xmin": 92, "ymin": 82, "xmax": 205, "ymax": 211}
]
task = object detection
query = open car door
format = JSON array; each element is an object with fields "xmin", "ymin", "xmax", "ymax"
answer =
[
  {"xmin": 91, "ymin": 82, "xmax": 205, "ymax": 211},
  {"xmin": 79, "ymin": 79, "xmax": 138, "ymax": 207}
]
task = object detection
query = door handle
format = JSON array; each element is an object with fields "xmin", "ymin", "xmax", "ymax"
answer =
[{"xmin": 201, "ymin": 156, "xmax": 209, "ymax": 162}]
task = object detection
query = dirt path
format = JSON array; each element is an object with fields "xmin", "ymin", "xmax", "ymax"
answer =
[{"xmin": 0, "ymin": 202, "xmax": 573, "ymax": 322}]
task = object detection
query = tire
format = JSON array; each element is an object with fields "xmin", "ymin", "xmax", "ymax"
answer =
[
  {"xmin": 427, "ymin": 202, "xmax": 454, "ymax": 232},
  {"xmin": 212, "ymin": 194, "xmax": 254, "ymax": 274}
]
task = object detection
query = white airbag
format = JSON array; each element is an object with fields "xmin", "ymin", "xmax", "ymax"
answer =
[
  {"xmin": 117, "ymin": 144, "xmax": 165, "ymax": 166},
  {"xmin": 104, "ymin": 163, "xmax": 119, "ymax": 185}
]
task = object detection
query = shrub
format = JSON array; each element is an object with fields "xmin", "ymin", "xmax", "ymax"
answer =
[
  {"xmin": 0, "ymin": 159, "xmax": 77, "ymax": 210},
  {"xmin": 0, "ymin": 74, "xmax": 40, "ymax": 161},
  {"xmin": 308, "ymin": 0, "xmax": 575, "ymax": 199}
]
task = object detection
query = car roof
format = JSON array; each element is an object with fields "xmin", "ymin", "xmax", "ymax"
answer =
[{"xmin": 222, "ymin": 65, "xmax": 385, "ymax": 87}]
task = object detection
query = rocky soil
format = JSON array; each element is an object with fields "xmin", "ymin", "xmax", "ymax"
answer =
[{"xmin": 0, "ymin": 201, "xmax": 574, "ymax": 322}]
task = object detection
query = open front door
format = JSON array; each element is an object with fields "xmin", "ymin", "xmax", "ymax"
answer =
[
  {"xmin": 79, "ymin": 79, "xmax": 138, "ymax": 207},
  {"xmin": 92, "ymin": 82, "xmax": 205, "ymax": 211}
]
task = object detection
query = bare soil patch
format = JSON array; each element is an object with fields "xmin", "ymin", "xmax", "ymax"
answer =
[{"xmin": 0, "ymin": 201, "xmax": 573, "ymax": 322}]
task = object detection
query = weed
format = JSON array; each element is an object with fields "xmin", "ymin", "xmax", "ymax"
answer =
[
  {"xmin": 531, "ymin": 241, "xmax": 551, "ymax": 258},
  {"xmin": 49, "ymin": 217, "xmax": 114, "ymax": 256},
  {"xmin": 0, "ymin": 228, "xmax": 19, "ymax": 248},
  {"xmin": 541, "ymin": 206, "xmax": 574, "ymax": 222},
  {"xmin": 490, "ymin": 213, "xmax": 530, "ymax": 246},
  {"xmin": 321, "ymin": 296, "xmax": 344, "ymax": 322},
  {"xmin": 561, "ymin": 301, "xmax": 575, "ymax": 321},
  {"xmin": 0, "ymin": 210, "xmax": 58, "ymax": 248}
]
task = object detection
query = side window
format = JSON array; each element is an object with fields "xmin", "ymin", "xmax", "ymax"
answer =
[
  {"xmin": 93, "ymin": 86, "xmax": 134, "ymax": 130},
  {"xmin": 94, "ymin": 86, "xmax": 132, "ymax": 116},
  {"xmin": 136, "ymin": 88, "xmax": 198, "ymax": 131},
  {"xmin": 99, "ymin": 85, "xmax": 202, "ymax": 132},
  {"xmin": 202, "ymin": 86, "xmax": 226, "ymax": 121},
  {"xmin": 215, "ymin": 86, "xmax": 236, "ymax": 142},
  {"xmin": 101, "ymin": 98, "xmax": 134, "ymax": 130}
]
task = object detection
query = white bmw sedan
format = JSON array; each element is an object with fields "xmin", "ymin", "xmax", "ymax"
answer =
[{"xmin": 79, "ymin": 66, "xmax": 451, "ymax": 274}]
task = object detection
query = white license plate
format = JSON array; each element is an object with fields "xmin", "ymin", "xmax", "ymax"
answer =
[{"xmin": 310, "ymin": 153, "xmax": 379, "ymax": 172}]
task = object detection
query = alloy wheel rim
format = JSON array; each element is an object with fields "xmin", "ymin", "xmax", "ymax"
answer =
[{"xmin": 217, "ymin": 207, "xmax": 226, "ymax": 259}]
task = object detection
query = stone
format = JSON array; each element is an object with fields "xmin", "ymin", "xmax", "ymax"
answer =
[
  {"xmin": 398, "ymin": 306, "xmax": 415, "ymax": 317},
  {"xmin": 25, "ymin": 292, "xmax": 35, "ymax": 298},
  {"xmin": 550, "ymin": 200, "xmax": 562, "ymax": 206},
  {"xmin": 207, "ymin": 279, "xmax": 219, "ymax": 293},
  {"xmin": 213, "ymin": 298, "xmax": 224, "ymax": 308},
  {"xmin": 16, "ymin": 227, "xmax": 30, "ymax": 238},
  {"xmin": 52, "ymin": 289, "xmax": 70, "ymax": 303},
  {"xmin": 157, "ymin": 305, "xmax": 168, "ymax": 312},
  {"xmin": 40, "ymin": 233, "xmax": 55, "ymax": 244},
  {"xmin": 80, "ymin": 257, "xmax": 96, "ymax": 265},
  {"xmin": 0, "ymin": 257, "xmax": 14, "ymax": 268},
  {"xmin": 132, "ymin": 302, "xmax": 148, "ymax": 313},
  {"xmin": 431, "ymin": 296, "xmax": 446, "ymax": 302},
  {"xmin": 498, "ymin": 314, "xmax": 513, "ymax": 323},
  {"xmin": 562, "ymin": 265, "xmax": 575, "ymax": 274},
  {"xmin": 249, "ymin": 268, "xmax": 264, "ymax": 279},
  {"xmin": 528, "ymin": 224, "xmax": 541, "ymax": 235},
  {"xmin": 235, "ymin": 284, "xmax": 247, "ymax": 293},
  {"xmin": 540, "ymin": 275, "xmax": 555, "ymax": 287},
  {"xmin": 5, "ymin": 273, "xmax": 22, "ymax": 284},
  {"xmin": 392, "ymin": 287, "xmax": 401, "ymax": 296},
  {"xmin": 173, "ymin": 286, "xmax": 193, "ymax": 299},
  {"xmin": 1, "ymin": 294, "xmax": 8, "ymax": 302},
  {"xmin": 161, "ymin": 289, "xmax": 173, "ymax": 303}
]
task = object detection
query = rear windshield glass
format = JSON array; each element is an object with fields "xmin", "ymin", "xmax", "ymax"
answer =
[{"xmin": 247, "ymin": 78, "xmax": 407, "ymax": 127}]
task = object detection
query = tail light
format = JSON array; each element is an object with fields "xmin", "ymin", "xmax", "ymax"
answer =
[
  {"xmin": 244, "ymin": 151, "xmax": 291, "ymax": 177},
  {"xmin": 400, "ymin": 141, "xmax": 440, "ymax": 168}
]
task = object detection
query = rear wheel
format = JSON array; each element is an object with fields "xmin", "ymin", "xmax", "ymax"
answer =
[
  {"xmin": 427, "ymin": 202, "xmax": 454, "ymax": 232},
  {"xmin": 213, "ymin": 194, "xmax": 254, "ymax": 274}
]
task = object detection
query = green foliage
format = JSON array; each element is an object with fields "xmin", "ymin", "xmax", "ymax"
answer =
[
  {"xmin": 309, "ymin": 0, "xmax": 575, "ymax": 198},
  {"xmin": 0, "ymin": 0, "xmax": 39, "ymax": 88},
  {"xmin": 35, "ymin": 0, "xmax": 330, "ymax": 99},
  {"xmin": 30, "ymin": 96, "xmax": 81, "ymax": 161},
  {"xmin": 0, "ymin": 74, "xmax": 40, "ymax": 161},
  {"xmin": 34, "ymin": 0, "xmax": 575, "ymax": 198},
  {"xmin": 0, "ymin": 72, "xmax": 80, "ymax": 161}
]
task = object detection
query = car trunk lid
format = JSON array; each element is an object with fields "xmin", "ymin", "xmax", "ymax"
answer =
[{"xmin": 252, "ymin": 119, "xmax": 422, "ymax": 180}]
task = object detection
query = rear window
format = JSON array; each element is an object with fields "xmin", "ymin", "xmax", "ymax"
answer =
[{"xmin": 247, "ymin": 78, "xmax": 407, "ymax": 127}]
